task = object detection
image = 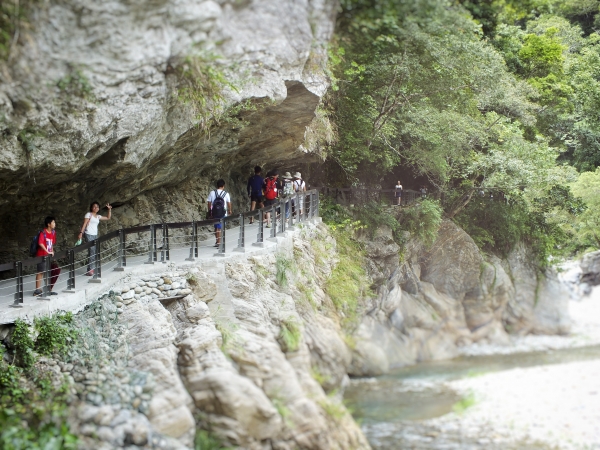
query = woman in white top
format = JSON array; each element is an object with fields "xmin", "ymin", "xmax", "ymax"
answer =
[
  {"xmin": 293, "ymin": 172, "xmax": 306, "ymax": 215},
  {"xmin": 78, "ymin": 201, "xmax": 112, "ymax": 275}
]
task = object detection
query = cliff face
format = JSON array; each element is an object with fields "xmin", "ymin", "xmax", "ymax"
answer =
[
  {"xmin": 0, "ymin": 0, "xmax": 335, "ymax": 261},
  {"xmin": 350, "ymin": 220, "xmax": 571, "ymax": 375}
]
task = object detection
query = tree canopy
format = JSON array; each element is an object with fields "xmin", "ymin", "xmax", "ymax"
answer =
[{"xmin": 321, "ymin": 0, "xmax": 600, "ymax": 259}]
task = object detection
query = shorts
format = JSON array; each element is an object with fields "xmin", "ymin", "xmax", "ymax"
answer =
[
  {"xmin": 214, "ymin": 222, "xmax": 222, "ymax": 230},
  {"xmin": 37, "ymin": 260, "xmax": 47, "ymax": 273},
  {"xmin": 264, "ymin": 199, "xmax": 277, "ymax": 208},
  {"xmin": 395, "ymin": 192, "xmax": 402, "ymax": 198},
  {"xmin": 251, "ymin": 194, "xmax": 263, "ymax": 203}
]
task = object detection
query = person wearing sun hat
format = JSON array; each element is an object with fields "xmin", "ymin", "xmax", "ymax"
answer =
[
  {"xmin": 292, "ymin": 172, "xmax": 306, "ymax": 217},
  {"xmin": 282, "ymin": 172, "xmax": 295, "ymax": 219}
]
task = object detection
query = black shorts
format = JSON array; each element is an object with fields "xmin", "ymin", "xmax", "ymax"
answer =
[
  {"xmin": 251, "ymin": 194, "xmax": 263, "ymax": 203},
  {"xmin": 264, "ymin": 199, "xmax": 277, "ymax": 208}
]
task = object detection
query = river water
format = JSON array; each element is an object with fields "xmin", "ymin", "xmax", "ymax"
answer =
[{"xmin": 346, "ymin": 345, "xmax": 600, "ymax": 449}]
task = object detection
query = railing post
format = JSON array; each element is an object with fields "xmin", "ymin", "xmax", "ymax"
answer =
[
  {"xmin": 280, "ymin": 199, "xmax": 286, "ymax": 234},
  {"xmin": 115, "ymin": 229, "xmax": 126, "ymax": 272},
  {"xmin": 165, "ymin": 224, "xmax": 170, "ymax": 261},
  {"xmin": 41, "ymin": 256, "xmax": 51, "ymax": 297},
  {"xmin": 90, "ymin": 240, "xmax": 101, "ymax": 283},
  {"xmin": 235, "ymin": 214, "xmax": 246, "ymax": 253},
  {"xmin": 315, "ymin": 191, "xmax": 320, "ymax": 217},
  {"xmin": 253, "ymin": 209, "xmax": 264, "ymax": 247},
  {"xmin": 215, "ymin": 218, "xmax": 226, "ymax": 256},
  {"xmin": 145, "ymin": 225, "xmax": 156, "ymax": 264},
  {"xmin": 186, "ymin": 221, "xmax": 196, "ymax": 261},
  {"xmin": 65, "ymin": 250, "xmax": 76, "ymax": 292},
  {"xmin": 289, "ymin": 197, "xmax": 295, "ymax": 230},
  {"xmin": 161, "ymin": 223, "xmax": 167, "ymax": 264},
  {"xmin": 309, "ymin": 192, "xmax": 314, "ymax": 219},
  {"xmin": 303, "ymin": 193, "xmax": 307, "ymax": 222},
  {"xmin": 296, "ymin": 192, "xmax": 301, "ymax": 222},
  {"xmin": 11, "ymin": 261, "xmax": 23, "ymax": 308},
  {"xmin": 271, "ymin": 206, "xmax": 277, "ymax": 239}
]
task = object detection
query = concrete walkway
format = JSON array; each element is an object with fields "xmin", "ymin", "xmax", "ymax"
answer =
[{"xmin": 0, "ymin": 219, "xmax": 317, "ymax": 324}]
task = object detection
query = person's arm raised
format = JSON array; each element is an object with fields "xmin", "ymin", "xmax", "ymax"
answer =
[{"xmin": 100, "ymin": 203, "xmax": 112, "ymax": 221}]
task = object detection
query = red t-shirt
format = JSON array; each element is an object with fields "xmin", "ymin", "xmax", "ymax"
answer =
[{"xmin": 36, "ymin": 230, "xmax": 56, "ymax": 257}]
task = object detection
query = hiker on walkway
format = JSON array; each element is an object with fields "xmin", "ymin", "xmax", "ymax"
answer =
[
  {"xmin": 78, "ymin": 201, "xmax": 112, "ymax": 276},
  {"xmin": 207, "ymin": 179, "xmax": 232, "ymax": 247},
  {"xmin": 33, "ymin": 216, "xmax": 57, "ymax": 297},
  {"xmin": 282, "ymin": 172, "xmax": 295, "ymax": 218},
  {"xmin": 247, "ymin": 166, "xmax": 264, "ymax": 224},
  {"xmin": 395, "ymin": 181, "xmax": 403, "ymax": 206},
  {"xmin": 293, "ymin": 172, "xmax": 306, "ymax": 215},
  {"xmin": 263, "ymin": 170, "xmax": 280, "ymax": 227}
]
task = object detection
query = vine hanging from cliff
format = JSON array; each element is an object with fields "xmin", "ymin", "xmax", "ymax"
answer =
[{"xmin": 174, "ymin": 52, "xmax": 238, "ymax": 134}]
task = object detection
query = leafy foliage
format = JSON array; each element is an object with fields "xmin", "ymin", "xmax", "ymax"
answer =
[
  {"xmin": 325, "ymin": 223, "xmax": 372, "ymax": 334},
  {"xmin": 175, "ymin": 52, "xmax": 237, "ymax": 133},
  {"xmin": 400, "ymin": 199, "xmax": 443, "ymax": 247},
  {"xmin": 34, "ymin": 312, "xmax": 78, "ymax": 358},
  {"xmin": 0, "ymin": 0, "xmax": 40, "ymax": 61},
  {"xmin": 278, "ymin": 318, "xmax": 301, "ymax": 353},
  {"xmin": 11, "ymin": 320, "xmax": 35, "ymax": 370},
  {"xmin": 0, "ymin": 312, "xmax": 79, "ymax": 449}
]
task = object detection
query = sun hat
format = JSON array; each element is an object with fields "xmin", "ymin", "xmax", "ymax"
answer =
[
  {"xmin": 293, "ymin": 172, "xmax": 302, "ymax": 179},
  {"xmin": 283, "ymin": 172, "xmax": 293, "ymax": 179}
]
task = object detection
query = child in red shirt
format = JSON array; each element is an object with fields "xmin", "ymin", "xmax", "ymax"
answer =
[{"xmin": 33, "ymin": 216, "xmax": 57, "ymax": 296}]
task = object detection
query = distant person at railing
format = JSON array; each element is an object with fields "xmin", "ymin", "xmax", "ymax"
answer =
[
  {"xmin": 207, "ymin": 179, "xmax": 232, "ymax": 248},
  {"xmin": 263, "ymin": 170, "xmax": 280, "ymax": 228},
  {"xmin": 419, "ymin": 185, "xmax": 428, "ymax": 198},
  {"xmin": 395, "ymin": 180, "xmax": 403, "ymax": 206},
  {"xmin": 78, "ymin": 201, "xmax": 112, "ymax": 276},
  {"xmin": 33, "ymin": 216, "xmax": 57, "ymax": 297},
  {"xmin": 293, "ymin": 172, "xmax": 306, "ymax": 215},
  {"xmin": 247, "ymin": 165, "xmax": 264, "ymax": 224}
]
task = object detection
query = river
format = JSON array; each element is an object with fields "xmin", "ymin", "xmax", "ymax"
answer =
[{"xmin": 345, "ymin": 287, "xmax": 600, "ymax": 450}]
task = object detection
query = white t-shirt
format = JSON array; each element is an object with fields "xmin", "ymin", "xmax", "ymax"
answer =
[
  {"xmin": 293, "ymin": 180, "xmax": 306, "ymax": 192},
  {"xmin": 84, "ymin": 212, "xmax": 102, "ymax": 235},
  {"xmin": 208, "ymin": 189, "xmax": 231, "ymax": 216}
]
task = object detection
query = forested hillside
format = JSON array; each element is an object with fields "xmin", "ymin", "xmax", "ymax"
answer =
[{"xmin": 321, "ymin": 0, "xmax": 600, "ymax": 261}]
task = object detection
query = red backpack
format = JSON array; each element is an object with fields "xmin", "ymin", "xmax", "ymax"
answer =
[{"xmin": 264, "ymin": 177, "xmax": 278, "ymax": 200}]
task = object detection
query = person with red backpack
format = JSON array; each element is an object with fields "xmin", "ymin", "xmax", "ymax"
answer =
[
  {"xmin": 262, "ymin": 170, "xmax": 280, "ymax": 227},
  {"xmin": 33, "ymin": 216, "xmax": 57, "ymax": 297}
]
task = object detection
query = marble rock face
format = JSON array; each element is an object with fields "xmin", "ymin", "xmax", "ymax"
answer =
[
  {"xmin": 0, "ymin": 0, "xmax": 336, "ymax": 261},
  {"xmin": 351, "ymin": 220, "xmax": 572, "ymax": 376}
]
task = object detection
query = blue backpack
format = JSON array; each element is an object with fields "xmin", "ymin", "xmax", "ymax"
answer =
[{"xmin": 29, "ymin": 231, "xmax": 42, "ymax": 257}]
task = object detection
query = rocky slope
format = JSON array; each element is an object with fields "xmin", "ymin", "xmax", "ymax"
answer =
[
  {"xmin": 0, "ymin": 0, "xmax": 335, "ymax": 261},
  {"xmin": 350, "ymin": 220, "xmax": 571, "ymax": 375},
  {"xmin": 3, "ymin": 221, "xmax": 369, "ymax": 449}
]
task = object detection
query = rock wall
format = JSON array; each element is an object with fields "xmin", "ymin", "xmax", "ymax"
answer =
[
  {"xmin": 350, "ymin": 220, "xmax": 571, "ymax": 376},
  {"xmin": 0, "ymin": 0, "xmax": 336, "ymax": 262}
]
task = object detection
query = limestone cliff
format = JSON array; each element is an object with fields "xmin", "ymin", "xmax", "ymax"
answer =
[
  {"xmin": 350, "ymin": 220, "xmax": 571, "ymax": 375},
  {"xmin": 0, "ymin": 0, "xmax": 336, "ymax": 261},
  {"xmin": 8, "ymin": 221, "xmax": 369, "ymax": 449}
]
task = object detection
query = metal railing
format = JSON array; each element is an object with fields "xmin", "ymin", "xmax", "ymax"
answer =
[
  {"xmin": 1, "ymin": 190, "xmax": 319, "ymax": 308},
  {"xmin": 319, "ymin": 187, "xmax": 429, "ymax": 207}
]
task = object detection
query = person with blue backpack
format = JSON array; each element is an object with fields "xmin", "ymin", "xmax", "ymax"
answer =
[
  {"xmin": 247, "ymin": 166, "xmax": 264, "ymax": 224},
  {"xmin": 207, "ymin": 179, "xmax": 232, "ymax": 247}
]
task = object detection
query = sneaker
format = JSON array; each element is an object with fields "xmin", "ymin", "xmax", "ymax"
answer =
[
  {"xmin": 85, "ymin": 270, "xmax": 94, "ymax": 276},
  {"xmin": 49, "ymin": 291, "xmax": 58, "ymax": 296},
  {"xmin": 265, "ymin": 224, "xmax": 271, "ymax": 228},
  {"xmin": 214, "ymin": 243, "xmax": 220, "ymax": 247},
  {"xmin": 33, "ymin": 289, "xmax": 42, "ymax": 297}
]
